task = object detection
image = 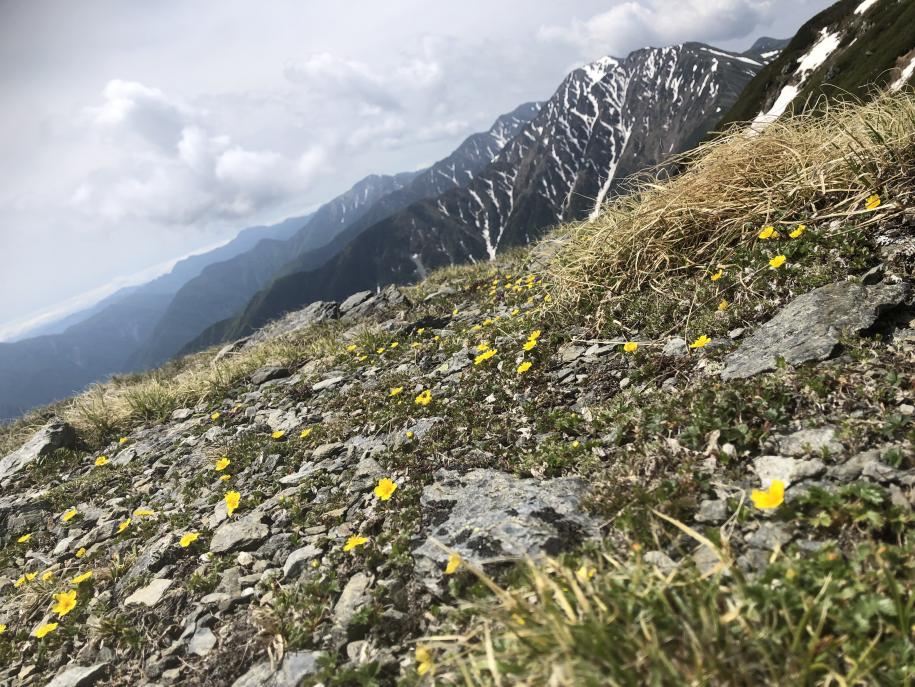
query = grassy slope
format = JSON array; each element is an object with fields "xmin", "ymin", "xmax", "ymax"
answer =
[{"xmin": 0, "ymin": 94, "xmax": 913, "ymax": 685}]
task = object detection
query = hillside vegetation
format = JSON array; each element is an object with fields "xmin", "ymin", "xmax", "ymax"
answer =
[{"xmin": 0, "ymin": 92, "xmax": 913, "ymax": 686}]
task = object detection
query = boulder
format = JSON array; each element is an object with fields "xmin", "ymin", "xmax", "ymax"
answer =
[
  {"xmin": 210, "ymin": 514, "xmax": 270, "ymax": 554},
  {"xmin": 722, "ymin": 281, "xmax": 910, "ymax": 379},
  {"xmin": 0, "ymin": 418, "xmax": 76, "ymax": 484}
]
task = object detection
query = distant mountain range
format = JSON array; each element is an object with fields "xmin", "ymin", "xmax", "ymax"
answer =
[{"xmin": 188, "ymin": 42, "xmax": 767, "ymax": 347}]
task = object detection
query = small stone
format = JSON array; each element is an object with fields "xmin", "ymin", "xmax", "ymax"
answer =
[
  {"xmin": 171, "ymin": 408, "xmax": 194, "ymax": 421},
  {"xmin": 695, "ymin": 499, "xmax": 729, "ymax": 524},
  {"xmin": 643, "ymin": 550, "xmax": 677, "ymax": 574},
  {"xmin": 44, "ymin": 664, "xmax": 110, "ymax": 687},
  {"xmin": 752, "ymin": 455, "xmax": 826, "ymax": 488},
  {"xmin": 312, "ymin": 376, "xmax": 345, "ymax": 391},
  {"xmin": 746, "ymin": 522, "xmax": 791, "ymax": 550},
  {"xmin": 662, "ymin": 337, "xmax": 688, "ymax": 356},
  {"xmin": 774, "ymin": 427, "xmax": 842, "ymax": 457},
  {"xmin": 250, "ymin": 366, "xmax": 291, "ymax": 386},
  {"xmin": 282, "ymin": 544, "xmax": 322, "ymax": 581},
  {"xmin": 124, "ymin": 578, "xmax": 172, "ymax": 607},
  {"xmin": 209, "ymin": 515, "xmax": 269, "ymax": 554},
  {"xmin": 898, "ymin": 403, "xmax": 914, "ymax": 416}
]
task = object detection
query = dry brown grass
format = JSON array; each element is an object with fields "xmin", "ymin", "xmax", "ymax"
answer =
[{"xmin": 550, "ymin": 92, "xmax": 915, "ymax": 326}]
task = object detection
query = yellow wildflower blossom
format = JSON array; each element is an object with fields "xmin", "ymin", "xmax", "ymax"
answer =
[
  {"xmin": 576, "ymin": 565, "xmax": 596, "ymax": 582},
  {"xmin": 389, "ymin": 386, "xmax": 404, "ymax": 397},
  {"xmin": 210, "ymin": 412, "xmax": 221, "ymax": 421},
  {"xmin": 133, "ymin": 508, "xmax": 155, "ymax": 518},
  {"xmin": 718, "ymin": 299, "xmax": 729, "ymax": 311},
  {"xmin": 390, "ymin": 341, "xmax": 399, "ymax": 349},
  {"xmin": 710, "ymin": 270, "xmax": 723, "ymax": 281},
  {"xmin": 865, "ymin": 194, "xmax": 881, "ymax": 210},
  {"xmin": 758, "ymin": 225, "xmax": 779, "ymax": 240},
  {"xmin": 94, "ymin": 456, "xmax": 108, "ymax": 466},
  {"xmin": 118, "ymin": 436, "xmax": 129, "ymax": 445},
  {"xmin": 52, "ymin": 590, "xmax": 77, "ymax": 617},
  {"xmin": 373, "ymin": 478, "xmax": 398, "ymax": 501},
  {"xmin": 346, "ymin": 344, "xmax": 358, "ymax": 352},
  {"xmin": 215, "ymin": 457, "xmax": 231, "ymax": 471},
  {"xmin": 415, "ymin": 389, "xmax": 432, "ymax": 406},
  {"xmin": 376, "ymin": 346, "xmax": 386, "ymax": 354},
  {"xmin": 516, "ymin": 361, "xmax": 533, "ymax": 374},
  {"xmin": 623, "ymin": 342, "xmax": 638, "ymax": 353},
  {"xmin": 444, "ymin": 553, "xmax": 462, "ymax": 575},
  {"xmin": 71, "ymin": 571, "xmax": 92, "ymax": 585},
  {"xmin": 41, "ymin": 570, "xmax": 54, "ymax": 582},
  {"xmin": 417, "ymin": 327, "xmax": 426, "ymax": 334},
  {"xmin": 475, "ymin": 342, "xmax": 490, "ymax": 352},
  {"xmin": 271, "ymin": 430, "xmax": 286, "ymax": 440},
  {"xmin": 35, "ymin": 622, "xmax": 58, "ymax": 639},
  {"xmin": 415, "ymin": 646, "xmax": 435, "ymax": 676},
  {"xmin": 0, "ymin": 624, "xmax": 5, "ymax": 635},
  {"xmin": 117, "ymin": 519, "xmax": 131, "ymax": 533},
  {"xmin": 769, "ymin": 254, "xmax": 786, "ymax": 269},
  {"xmin": 789, "ymin": 224, "xmax": 806, "ymax": 239},
  {"xmin": 751, "ymin": 480, "xmax": 785, "ymax": 510},
  {"xmin": 17, "ymin": 533, "xmax": 31, "ymax": 544},
  {"xmin": 225, "ymin": 491, "xmax": 241, "ymax": 517},
  {"xmin": 690, "ymin": 335, "xmax": 712, "ymax": 349},
  {"xmin": 300, "ymin": 427, "xmax": 313, "ymax": 439},
  {"xmin": 25, "ymin": 572, "xmax": 36, "ymax": 582},
  {"xmin": 179, "ymin": 532, "xmax": 200, "ymax": 548},
  {"xmin": 343, "ymin": 535, "xmax": 369, "ymax": 552},
  {"xmin": 13, "ymin": 575, "xmax": 26, "ymax": 588},
  {"xmin": 522, "ymin": 339, "xmax": 537, "ymax": 351},
  {"xmin": 62, "ymin": 508, "xmax": 78, "ymax": 523},
  {"xmin": 75, "ymin": 548, "xmax": 87, "ymax": 559},
  {"xmin": 220, "ymin": 474, "xmax": 231, "ymax": 482},
  {"xmin": 474, "ymin": 348, "xmax": 497, "ymax": 365}
]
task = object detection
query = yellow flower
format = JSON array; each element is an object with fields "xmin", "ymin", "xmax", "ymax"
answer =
[
  {"xmin": 571, "ymin": 440, "xmax": 581, "ymax": 449},
  {"xmin": 299, "ymin": 427, "xmax": 313, "ymax": 439},
  {"xmin": 758, "ymin": 225, "xmax": 779, "ymax": 240},
  {"xmin": 865, "ymin": 194, "xmax": 881, "ymax": 210},
  {"xmin": 179, "ymin": 532, "xmax": 200, "ymax": 548},
  {"xmin": 17, "ymin": 533, "xmax": 31, "ymax": 543},
  {"xmin": 41, "ymin": 570, "xmax": 54, "ymax": 582},
  {"xmin": 444, "ymin": 553, "xmax": 462, "ymax": 575},
  {"xmin": 13, "ymin": 575, "xmax": 26, "ymax": 588},
  {"xmin": 389, "ymin": 386, "xmax": 404, "ymax": 397},
  {"xmin": 405, "ymin": 431, "xmax": 415, "ymax": 440},
  {"xmin": 219, "ymin": 474, "xmax": 231, "ymax": 482},
  {"xmin": 133, "ymin": 508, "xmax": 155, "ymax": 518},
  {"xmin": 529, "ymin": 329, "xmax": 542, "ymax": 342},
  {"xmin": 343, "ymin": 535, "xmax": 369, "ymax": 552},
  {"xmin": 416, "ymin": 646, "xmax": 435, "ymax": 676},
  {"xmin": 623, "ymin": 341, "xmax": 638, "ymax": 353},
  {"xmin": 225, "ymin": 491, "xmax": 241, "ymax": 517},
  {"xmin": 62, "ymin": 508, "xmax": 78, "ymax": 522},
  {"xmin": 374, "ymin": 478, "xmax": 398, "ymax": 501},
  {"xmin": 117, "ymin": 519, "xmax": 131, "ymax": 533},
  {"xmin": 789, "ymin": 224, "xmax": 806, "ymax": 239},
  {"xmin": 271, "ymin": 430, "xmax": 286, "ymax": 440},
  {"xmin": 0, "ymin": 624, "xmax": 5, "ymax": 635},
  {"xmin": 452, "ymin": 307, "xmax": 459, "ymax": 315},
  {"xmin": 474, "ymin": 348, "xmax": 497, "ymax": 365},
  {"xmin": 71, "ymin": 571, "xmax": 93, "ymax": 585},
  {"xmin": 417, "ymin": 327, "xmax": 426, "ymax": 334},
  {"xmin": 210, "ymin": 412, "xmax": 221, "ymax": 421},
  {"xmin": 751, "ymin": 480, "xmax": 785, "ymax": 510},
  {"xmin": 769, "ymin": 254, "xmax": 787, "ymax": 269},
  {"xmin": 215, "ymin": 457, "xmax": 231, "ymax": 472},
  {"xmin": 482, "ymin": 318, "xmax": 494, "ymax": 326},
  {"xmin": 75, "ymin": 548, "xmax": 87, "ymax": 559},
  {"xmin": 346, "ymin": 344, "xmax": 358, "ymax": 352},
  {"xmin": 710, "ymin": 270, "xmax": 723, "ymax": 282},
  {"xmin": 51, "ymin": 590, "xmax": 77, "ymax": 617},
  {"xmin": 511, "ymin": 308, "xmax": 520, "ymax": 317},
  {"xmin": 376, "ymin": 346, "xmax": 386, "ymax": 354},
  {"xmin": 94, "ymin": 456, "xmax": 108, "ymax": 466},
  {"xmin": 25, "ymin": 572, "xmax": 37, "ymax": 582},
  {"xmin": 718, "ymin": 299, "xmax": 729, "ymax": 311},
  {"xmin": 475, "ymin": 342, "xmax": 490, "ymax": 352},
  {"xmin": 690, "ymin": 335, "xmax": 712, "ymax": 349},
  {"xmin": 516, "ymin": 361, "xmax": 533, "ymax": 374},
  {"xmin": 415, "ymin": 389, "xmax": 432, "ymax": 406},
  {"xmin": 35, "ymin": 622, "xmax": 58, "ymax": 639},
  {"xmin": 522, "ymin": 339, "xmax": 537, "ymax": 351},
  {"xmin": 118, "ymin": 436, "xmax": 128, "ymax": 445},
  {"xmin": 390, "ymin": 341, "xmax": 399, "ymax": 349},
  {"xmin": 575, "ymin": 565, "xmax": 596, "ymax": 582}
]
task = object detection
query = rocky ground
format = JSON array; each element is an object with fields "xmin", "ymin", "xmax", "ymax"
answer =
[{"xmin": 1, "ymin": 106, "xmax": 914, "ymax": 686}]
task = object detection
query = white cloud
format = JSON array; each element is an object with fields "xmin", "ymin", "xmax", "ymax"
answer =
[{"xmin": 539, "ymin": 0, "xmax": 775, "ymax": 57}]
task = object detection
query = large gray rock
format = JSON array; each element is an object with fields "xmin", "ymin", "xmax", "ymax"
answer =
[
  {"xmin": 210, "ymin": 514, "xmax": 270, "ymax": 554},
  {"xmin": 44, "ymin": 664, "xmax": 110, "ymax": 687},
  {"xmin": 413, "ymin": 469, "xmax": 600, "ymax": 583},
  {"xmin": 0, "ymin": 418, "xmax": 76, "ymax": 484},
  {"xmin": 230, "ymin": 651, "xmax": 324, "ymax": 687},
  {"xmin": 752, "ymin": 455, "xmax": 826, "ymax": 488},
  {"xmin": 774, "ymin": 427, "xmax": 843, "ymax": 457},
  {"xmin": 722, "ymin": 281, "xmax": 909, "ymax": 379},
  {"xmin": 124, "ymin": 578, "xmax": 172, "ymax": 607},
  {"xmin": 332, "ymin": 572, "xmax": 372, "ymax": 642},
  {"xmin": 283, "ymin": 544, "xmax": 322, "ymax": 581}
]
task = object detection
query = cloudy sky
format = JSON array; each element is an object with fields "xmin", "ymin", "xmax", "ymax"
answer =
[{"xmin": 0, "ymin": 0, "xmax": 832, "ymax": 338}]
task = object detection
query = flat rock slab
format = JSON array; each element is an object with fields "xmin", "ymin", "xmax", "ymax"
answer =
[
  {"xmin": 124, "ymin": 578, "xmax": 172, "ymax": 607},
  {"xmin": 250, "ymin": 365, "xmax": 292, "ymax": 386},
  {"xmin": 413, "ymin": 468, "xmax": 599, "ymax": 583},
  {"xmin": 0, "ymin": 418, "xmax": 76, "ymax": 484},
  {"xmin": 752, "ymin": 455, "xmax": 826, "ymax": 488},
  {"xmin": 44, "ymin": 663, "xmax": 110, "ymax": 687},
  {"xmin": 774, "ymin": 427, "xmax": 843, "ymax": 457},
  {"xmin": 210, "ymin": 514, "xmax": 269, "ymax": 554},
  {"xmin": 230, "ymin": 650, "xmax": 324, "ymax": 687},
  {"xmin": 721, "ymin": 281, "xmax": 909, "ymax": 380}
]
